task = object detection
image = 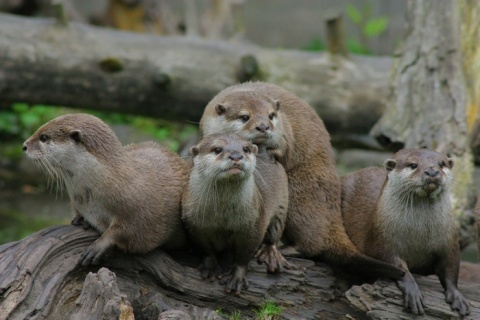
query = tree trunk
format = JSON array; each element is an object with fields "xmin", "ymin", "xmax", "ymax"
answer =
[
  {"xmin": 0, "ymin": 12, "xmax": 391, "ymax": 148},
  {"xmin": 370, "ymin": 0, "xmax": 478, "ymax": 227},
  {"xmin": 0, "ymin": 226, "xmax": 479, "ymax": 320}
]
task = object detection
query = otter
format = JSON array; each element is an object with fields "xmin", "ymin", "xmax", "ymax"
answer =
[
  {"xmin": 199, "ymin": 81, "xmax": 404, "ymax": 279},
  {"xmin": 341, "ymin": 148, "xmax": 470, "ymax": 316},
  {"xmin": 182, "ymin": 133, "xmax": 291, "ymax": 294},
  {"xmin": 22, "ymin": 113, "xmax": 188, "ymax": 266}
]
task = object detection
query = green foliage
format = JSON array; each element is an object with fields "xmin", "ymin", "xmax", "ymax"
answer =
[
  {"xmin": 215, "ymin": 301, "xmax": 281, "ymax": 320},
  {"xmin": 363, "ymin": 17, "xmax": 388, "ymax": 38},
  {"xmin": 0, "ymin": 103, "xmax": 197, "ymax": 153},
  {"xmin": 345, "ymin": 2, "xmax": 389, "ymax": 54},
  {"xmin": 253, "ymin": 301, "xmax": 282, "ymax": 320},
  {"xmin": 302, "ymin": 2, "xmax": 389, "ymax": 55},
  {"xmin": 345, "ymin": 4, "xmax": 362, "ymax": 24},
  {"xmin": 216, "ymin": 308, "xmax": 242, "ymax": 320},
  {"xmin": 0, "ymin": 104, "xmax": 68, "ymax": 141},
  {"xmin": 302, "ymin": 38, "xmax": 326, "ymax": 52}
]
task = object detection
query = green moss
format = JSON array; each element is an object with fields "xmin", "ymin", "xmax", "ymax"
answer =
[{"xmin": 99, "ymin": 57, "xmax": 124, "ymax": 73}]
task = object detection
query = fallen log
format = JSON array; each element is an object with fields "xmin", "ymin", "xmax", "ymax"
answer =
[
  {"xmin": 0, "ymin": 12, "xmax": 391, "ymax": 147},
  {"xmin": 0, "ymin": 225, "xmax": 478, "ymax": 319}
]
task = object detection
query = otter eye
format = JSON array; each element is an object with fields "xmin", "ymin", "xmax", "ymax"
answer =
[
  {"xmin": 439, "ymin": 161, "xmax": 446, "ymax": 168},
  {"xmin": 243, "ymin": 146, "xmax": 250, "ymax": 153},
  {"xmin": 214, "ymin": 147, "xmax": 223, "ymax": 155},
  {"xmin": 240, "ymin": 115, "xmax": 250, "ymax": 123},
  {"xmin": 39, "ymin": 134, "xmax": 48, "ymax": 143},
  {"xmin": 408, "ymin": 163, "xmax": 417, "ymax": 169},
  {"xmin": 269, "ymin": 112, "xmax": 276, "ymax": 120}
]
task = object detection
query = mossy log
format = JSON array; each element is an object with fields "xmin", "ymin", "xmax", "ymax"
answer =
[{"xmin": 0, "ymin": 225, "xmax": 479, "ymax": 320}]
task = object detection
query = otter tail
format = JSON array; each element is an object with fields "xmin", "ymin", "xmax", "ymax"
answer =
[
  {"xmin": 321, "ymin": 249, "xmax": 404, "ymax": 280},
  {"xmin": 319, "ymin": 229, "xmax": 404, "ymax": 279}
]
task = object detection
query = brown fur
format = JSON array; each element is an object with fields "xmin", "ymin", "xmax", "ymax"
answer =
[
  {"xmin": 199, "ymin": 81, "xmax": 403, "ymax": 279},
  {"xmin": 182, "ymin": 133, "xmax": 290, "ymax": 294},
  {"xmin": 341, "ymin": 148, "xmax": 469, "ymax": 316},
  {"xmin": 23, "ymin": 113, "xmax": 187, "ymax": 265}
]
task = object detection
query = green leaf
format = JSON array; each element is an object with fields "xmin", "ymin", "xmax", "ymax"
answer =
[
  {"xmin": 363, "ymin": 17, "xmax": 388, "ymax": 38},
  {"xmin": 302, "ymin": 38, "xmax": 326, "ymax": 52},
  {"xmin": 12, "ymin": 103, "xmax": 29, "ymax": 113},
  {"xmin": 345, "ymin": 4, "xmax": 362, "ymax": 24},
  {"xmin": 19, "ymin": 112, "xmax": 40, "ymax": 128},
  {"xmin": 347, "ymin": 39, "xmax": 370, "ymax": 55}
]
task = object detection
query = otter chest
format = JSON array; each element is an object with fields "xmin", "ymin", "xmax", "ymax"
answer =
[
  {"xmin": 378, "ymin": 202, "xmax": 453, "ymax": 269},
  {"xmin": 70, "ymin": 186, "xmax": 112, "ymax": 232}
]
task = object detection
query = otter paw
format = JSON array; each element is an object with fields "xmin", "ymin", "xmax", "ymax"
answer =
[
  {"xmin": 71, "ymin": 216, "xmax": 92, "ymax": 230},
  {"xmin": 256, "ymin": 244, "xmax": 296, "ymax": 273},
  {"xmin": 79, "ymin": 242, "xmax": 108, "ymax": 266},
  {"xmin": 71, "ymin": 215, "xmax": 84, "ymax": 226},
  {"xmin": 220, "ymin": 265, "xmax": 248, "ymax": 295},
  {"xmin": 403, "ymin": 285, "xmax": 424, "ymax": 314},
  {"xmin": 199, "ymin": 257, "xmax": 222, "ymax": 282},
  {"xmin": 446, "ymin": 288, "xmax": 470, "ymax": 316}
]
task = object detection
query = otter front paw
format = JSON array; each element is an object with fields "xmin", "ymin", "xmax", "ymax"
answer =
[
  {"xmin": 220, "ymin": 265, "xmax": 249, "ymax": 295},
  {"xmin": 398, "ymin": 277, "xmax": 424, "ymax": 314},
  {"xmin": 446, "ymin": 288, "xmax": 470, "ymax": 316},
  {"xmin": 256, "ymin": 244, "xmax": 296, "ymax": 273},
  {"xmin": 71, "ymin": 216, "xmax": 92, "ymax": 230},
  {"xmin": 199, "ymin": 256, "xmax": 222, "ymax": 282},
  {"xmin": 79, "ymin": 241, "xmax": 109, "ymax": 266}
]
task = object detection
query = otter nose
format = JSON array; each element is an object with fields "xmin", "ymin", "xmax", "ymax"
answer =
[
  {"xmin": 424, "ymin": 167, "xmax": 439, "ymax": 177},
  {"xmin": 256, "ymin": 124, "xmax": 269, "ymax": 133},
  {"xmin": 229, "ymin": 153, "xmax": 243, "ymax": 161},
  {"xmin": 22, "ymin": 145, "xmax": 27, "ymax": 152}
]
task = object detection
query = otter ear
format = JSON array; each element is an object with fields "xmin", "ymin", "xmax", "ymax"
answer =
[
  {"xmin": 384, "ymin": 159, "xmax": 396, "ymax": 171},
  {"xmin": 274, "ymin": 99, "xmax": 280, "ymax": 111},
  {"xmin": 215, "ymin": 104, "xmax": 227, "ymax": 115},
  {"xmin": 190, "ymin": 146, "xmax": 199, "ymax": 157},
  {"xmin": 447, "ymin": 157, "xmax": 454, "ymax": 169},
  {"xmin": 251, "ymin": 144, "xmax": 258, "ymax": 155},
  {"xmin": 70, "ymin": 130, "xmax": 82, "ymax": 143}
]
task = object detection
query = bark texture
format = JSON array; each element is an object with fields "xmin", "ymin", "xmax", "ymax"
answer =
[{"xmin": 0, "ymin": 226, "xmax": 479, "ymax": 320}]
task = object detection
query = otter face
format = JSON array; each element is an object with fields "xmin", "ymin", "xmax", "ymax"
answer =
[
  {"xmin": 202, "ymin": 91, "xmax": 283, "ymax": 149},
  {"xmin": 191, "ymin": 134, "xmax": 258, "ymax": 181},
  {"xmin": 22, "ymin": 116, "xmax": 96, "ymax": 185},
  {"xmin": 384, "ymin": 149, "xmax": 454, "ymax": 198}
]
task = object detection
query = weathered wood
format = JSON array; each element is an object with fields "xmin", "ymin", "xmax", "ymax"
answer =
[
  {"xmin": 346, "ymin": 276, "xmax": 480, "ymax": 320},
  {"xmin": 0, "ymin": 12, "xmax": 391, "ymax": 146},
  {"xmin": 1, "ymin": 225, "xmax": 479, "ymax": 319}
]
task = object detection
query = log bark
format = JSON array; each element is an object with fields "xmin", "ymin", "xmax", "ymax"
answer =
[
  {"xmin": 0, "ymin": 12, "xmax": 391, "ymax": 148},
  {"xmin": 1, "ymin": 225, "xmax": 479, "ymax": 320}
]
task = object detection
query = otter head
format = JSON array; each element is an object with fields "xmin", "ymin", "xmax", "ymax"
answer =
[
  {"xmin": 22, "ymin": 113, "xmax": 123, "ymax": 183},
  {"xmin": 191, "ymin": 133, "xmax": 258, "ymax": 181},
  {"xmin": 201, "ymin": 91, "xmax": 284, "ymax": 150},
  {"xmin": 384, "ymin": 148, "xmax": 454, "ymax": 198}
]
